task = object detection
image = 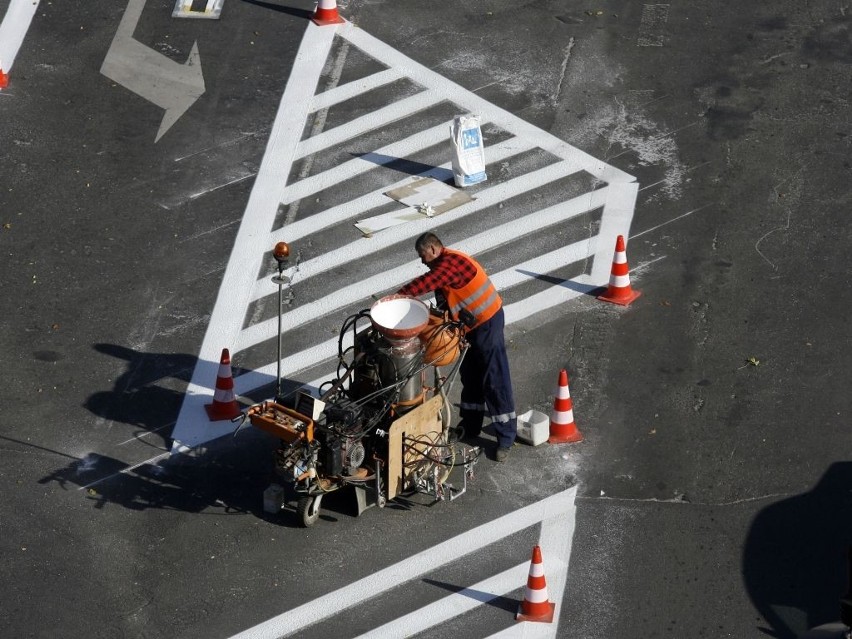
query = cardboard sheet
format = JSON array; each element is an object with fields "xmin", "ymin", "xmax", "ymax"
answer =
[{"xmin": 355, "ymin": 177, "xmax": 473, "ymax": 236}]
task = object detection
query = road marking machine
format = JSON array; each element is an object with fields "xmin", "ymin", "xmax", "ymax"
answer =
[{"xmin": 233, "ymin": 295, "xmax": 480, "ymax": 526}]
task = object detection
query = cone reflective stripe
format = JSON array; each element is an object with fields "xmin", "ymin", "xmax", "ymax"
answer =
[
  {"xmin": 312, "ymin": 0, "xmax": 344, "ymax": 25},
  {"xmin": 597, "ymin": 234, "xmax": 641, "ymax": 306},
  {"xmin": 548, "ymin": 369, "xmax": 583, "ymax": 444},
  {"xmin": 205, "ymin": 348, "xmax": 242, "ymax": 421},
  {"xmin": 516, "ymin": 545, "xmax": 556, "ymax": 623}
]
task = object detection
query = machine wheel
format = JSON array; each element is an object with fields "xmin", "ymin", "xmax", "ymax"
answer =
[{"xmin": 296, "ymin": 494, "xmax": 323, "ymax": 527}]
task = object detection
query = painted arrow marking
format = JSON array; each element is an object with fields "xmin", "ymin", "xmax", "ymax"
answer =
[{"xmin": 100, "ymin": 0, "xmax": 205, "ymax": 142}]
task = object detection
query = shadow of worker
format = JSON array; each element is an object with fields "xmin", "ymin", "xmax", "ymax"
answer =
[{"xmin": 743, "ymin": 462, "xmax": 852, "ymax": 638}]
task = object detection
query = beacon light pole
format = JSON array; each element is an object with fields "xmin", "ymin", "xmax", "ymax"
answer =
[{"xmin": 271, "ymin": 241, "xmax": 290, "ymax": 401}]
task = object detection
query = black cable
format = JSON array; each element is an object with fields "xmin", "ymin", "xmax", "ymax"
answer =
[{"xmin": 402, "ymin": 435, "xmax": 482, "ymax": 467}]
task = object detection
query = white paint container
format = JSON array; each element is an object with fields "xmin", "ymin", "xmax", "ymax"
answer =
[
  {"xmin": 263, "ymin": 483, "xmax": 285, "ymax": 514},
  {"xmin": 516, "ymin": 409, "xmax": 549, "ymax": 446}
]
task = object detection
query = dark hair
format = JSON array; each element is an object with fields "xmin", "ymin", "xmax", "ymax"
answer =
[{"xmin": 415, "ymin": 232, "xmax": 443, "ymax": 253}]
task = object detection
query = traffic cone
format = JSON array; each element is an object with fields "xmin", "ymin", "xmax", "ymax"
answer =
[
  {"xmin": 312, "ymin": 0, "xmax": 344, "ymax": 25},
  {"xmin": 548, "ymin": 369, "xmax": 583, "ymax": 444},
  {"xmin": 516, "ymin": 545, "xmax": 556, "ymax": 623},
  {"xmin": 0, "ymin": 61, "xmax": 9, "ymax": 89},
  {"xmin": 597, "ymin": 234, "xmax": 642, "ymax": 306},
  {"xmin": 205, "ymin": 348, "xmax": 242, "ymax": 421}
]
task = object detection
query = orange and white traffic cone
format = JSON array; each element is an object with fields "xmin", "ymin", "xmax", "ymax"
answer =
[
  {"xmin": 205, "ymin": 348, "xmax": 242, "ymax": 421},
  {"xmin": 312, "ymin": 0, "xmax": 344, "ymax": 25},
  {"xmin": 0, "ymin": 61, "xmax": 9, "ymax": 89},
  {"xmin": 597, "ymin": 234, "xmax": 641, "ymax": 306},
  {"xmin": 516, "ymin": 545, "xmax": 556, "ymax": 623},
  {"xmin": 548, "ymin": 369, "xmax": 583, "ymax": 444}
]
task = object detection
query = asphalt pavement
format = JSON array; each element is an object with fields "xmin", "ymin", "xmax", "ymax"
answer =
[{"xmin": 2, "ymin": 1, "xmax": 852, "ymax": 638}]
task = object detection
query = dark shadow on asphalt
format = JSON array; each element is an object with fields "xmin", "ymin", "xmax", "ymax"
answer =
[
  {"xmin": 34, "ymin": 427, "xmax": 361, "ymax": 527},
  {"xmin": 36, "ymin": 430, "xmax": 370, "ymax": 527},
  {"xmin": 350, "ymin": 152, "xmax": 455, "ymax": 183},
  {"xmin": 84, "ymin": 343, "xmax": 305, "ymax": 448},
  {"xmin": 239, "ymin": 0, "xmax": 314, "ymax": 20},
  {"xmin": 84, "ymin": 343, "xmax": 200, "ymax": 448},
  {"xmin": 77, "ymin": 343, "xmax": 370, "ymax": 525},
  {"xmin": 37, "ymin": 432, "xmax": 271, "ymax": 518},
  {"xmin": 422, "ymin": 578, "xmax": 518, "ymax": 612},
  {"xmin": 743, "ymin": 462, "xmax": 852, "ymax": 638},
  {"xmin": 513, "ymin": 269, "xmax": 600, "ymax": 295}
]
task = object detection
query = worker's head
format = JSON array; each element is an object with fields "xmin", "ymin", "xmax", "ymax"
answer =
[{"xmin": 414, "ymin": 232, "xmax": 443, "ymax": 266}]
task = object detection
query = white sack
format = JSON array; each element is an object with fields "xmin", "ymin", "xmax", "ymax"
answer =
[{"xmin": 449, "ymin": 114, "xmax": 487, "ymax": 187}]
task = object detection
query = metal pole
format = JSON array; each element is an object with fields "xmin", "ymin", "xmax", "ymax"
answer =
[
  {"xmin": 271, "ymin": 242, "xmax": 291, "ymax": 402},
  {"xmin": 276, "ymin": 274, "xmax": 283, "ymax": 398}
]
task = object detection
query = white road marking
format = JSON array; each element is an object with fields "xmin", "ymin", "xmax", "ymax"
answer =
[
  {"xmin": 356, "ymin": 563, "xmax": 532, "ymax": 638},
  {"xmin": 170, "ymin": 20, "xmax": 638, "ymax": 450},
  {"xmin": 0, "ymin": 0, "xmax": 40, "ymax": 83},
  {"xmin": 232, "ymin": 187, "xmax": 611, "ymax": 393},
  {"xmin": 262, "ymin": 134, "xmax": 536, "ymax": 271},
  {"xmin": 311, "ymin": 67, "xmax": 403, "ymax": 111},
  {"xmin": 78, "ymin": 450, "xmax": 170, "ymax": 490},
  {"xmin": 630, "ymin": 204, "xmax": 710, "ymax": 240},
  {"xmin": 296, "ymin": 89, "xmax": 443, "ymax": 158},
  {"xmin": 100, "ymin": 0, "xmax": 205, "ymax": 141},
  {"xmin": 230, "ymin": 486, "xmax": 577, "ymax": 639}
]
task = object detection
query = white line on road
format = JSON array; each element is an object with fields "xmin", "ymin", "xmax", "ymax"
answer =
[
  {"xmin": 0, "ymin": 0, "xmax": 40, "ymax": 81},
  {"xmin": 229, "ymin": 486, "xmax": 577, "ymax": 639},
  {"xmin": 355, "ymin": 563, "xmax": 531, "ymax": 639},
  {"xmin": 170, "ymin": 19, "xmax": 639, "ymax": 450},
  {"xmin": 263, "ymin": 133, "xmax": 535, "ymax": 262}
]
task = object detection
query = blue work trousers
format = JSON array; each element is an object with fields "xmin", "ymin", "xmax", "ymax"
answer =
[{"xmin": 458, "ymin": 308, "xmax": 517, "ymax": 448}]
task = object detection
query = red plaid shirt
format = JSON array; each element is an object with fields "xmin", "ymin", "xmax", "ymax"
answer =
[{"xmin": 398, "ymin": 249, "xmax": 477, "ymax": 297}]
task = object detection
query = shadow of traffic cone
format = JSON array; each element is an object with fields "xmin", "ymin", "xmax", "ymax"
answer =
[
  {"xmin": 205, "ymin": 348, "xmax": 242, "ymax": 421},
  {"xmin": 312, "ymin": 0, "xmax": 344, "ymax": 25},
  {"xmin": 597, "ymin": 234, "xmax": 641, "ymax": 306},
  {"xmin": 548, "ymin": 369, "xmax": 583, "ymax": 444},
  {"xmin": 0, "ymin": 61, "xmax": 9, "ymax": 89},
  {"xmin": 516, "ymin": 545, "xmax": 556, "ymax": 623}
]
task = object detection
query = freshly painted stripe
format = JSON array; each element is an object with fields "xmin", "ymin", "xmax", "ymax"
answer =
[
  {"xmin": 311, "ymin": 67, "xmax": 404, "ymax": 111},
  {"xmin": 236, "ymin": 189, "xmax": 606, "ymax": 354},
  {"xmin": 252, "ymin": 159, "xmax": 581, "ymax": 301},
  {"xmin": 0, "ymin": 0, "xmax": 41, "ymax": 78},
  {"xmin": 229, "ymin": 486, "xmax": 577, "ymax": 639},
  {"xmin": 280, "ymin": 121, "xmax": 456, "ymax": 204},
  {"xmin": 170, "ymin": 17, "xmax": 639, "ymax": 451},
  {"xmin": 353, "ymin": 563, "xmax": 530, "ymax": 639},
  {"xmin": 295, "ymin": 89, "xmax": 442, "ymax": 159},
  {"xmin": 171, "ymin": 21, "xmax": 338, "ymax": 449},
  {"xmin": 265, "ymin": 134, "xmax": 533, "ymax": 259},
  {"xmin": 340, "ymin": 23, "xmax": 635, "ymax": 184}
]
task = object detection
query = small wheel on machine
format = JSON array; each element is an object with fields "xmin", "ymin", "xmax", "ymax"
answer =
[{"xmin": 296, "ymin": 495, "xmax": 322, "ymax": 527}]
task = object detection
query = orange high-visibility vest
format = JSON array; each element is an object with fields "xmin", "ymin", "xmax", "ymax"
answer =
[{"xmin": 441, "ymin": 249, "xmax": 502, "ymax": 331}]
